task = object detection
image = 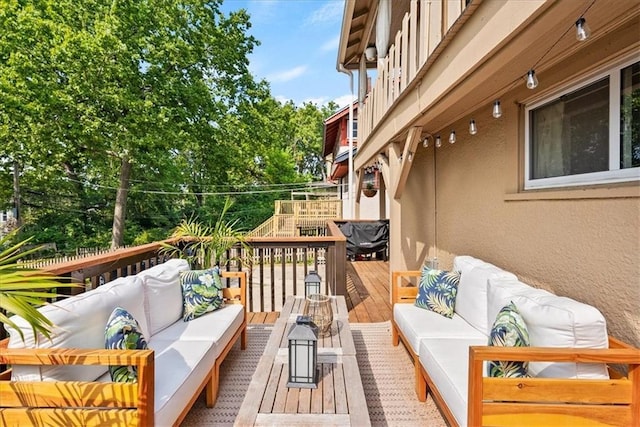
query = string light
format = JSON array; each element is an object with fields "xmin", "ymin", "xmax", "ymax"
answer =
[
  {"xmin": 435, "ymin": 135, "xmax": 442, "ymax": 148},
  {"xmin": 469, "ymin": 120, "xmax": 477, "ymax": 135},
  {"xmin": 449, "ymin": 130, "xmax": 456, "ymax": 144},
  {"xmin": 526, "ymin": 70, "xmax": 538, "ymax": 89},
  {"xmin": 422, "ymin": 137, "xmax": 429, "ymax": 148},
  {"xmin": 575, "ymin": 17, "xmax": 590, "ymax": 41},
  {"xmin": 492, "ymin": 100, "xmax": 502, "ymax": 118}
]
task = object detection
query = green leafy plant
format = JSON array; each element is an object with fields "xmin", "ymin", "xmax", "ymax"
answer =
[
  {"xmin": 160, "ymin": 198, "xmax": 251, "ymax": 269},
  {"xmin": 0, "ymin": 232, "xmax": 75, "ymax": 342}
]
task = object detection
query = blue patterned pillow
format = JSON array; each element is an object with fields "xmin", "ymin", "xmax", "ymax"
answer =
[
  {"xmin": 180, "ymin": 267, "xmax": 223, "ymax": 322},
  {"xmin": 488, "ymin": 302, "xmax": 530, "ymax": 378},
  {"xmin": 105, "ymin": 307, "xmax": 148, "ymax": 383},
  {"xmin": 415, "ymin": 266, "xmax": 460, "ymax": 318}
]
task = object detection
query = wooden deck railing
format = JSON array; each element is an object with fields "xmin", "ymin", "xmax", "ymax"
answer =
[
  {"xmin": 359, "ymin": 0, "xmax": 468, "ymax": 144},
  {"xmin": 248, "ymin": 200, "xmax": 342, "ymax": 237},
  {"xmin": 1, "ymin": 222, "xmax": 347, "ymax": 340}
]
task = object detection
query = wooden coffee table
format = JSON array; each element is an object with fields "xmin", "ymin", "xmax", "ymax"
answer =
[{"xmin": 235, "ymin": 296, "xmax": 370, "ymax": 426}]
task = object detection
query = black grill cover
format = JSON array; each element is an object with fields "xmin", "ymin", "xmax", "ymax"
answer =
[{"xmin": 338, "ymin": 220, "xmax": 389, "ymax": 259}]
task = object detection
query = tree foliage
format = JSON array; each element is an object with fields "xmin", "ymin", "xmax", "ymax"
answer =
[{"xmin": 0, "ymin": 0, "xmax": 339, "ymax": 253}]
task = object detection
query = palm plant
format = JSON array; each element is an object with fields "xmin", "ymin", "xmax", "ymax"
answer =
[
  {"xmin": 160, "ymin": 197, "xmax": 250, "ymax": 269},
  {"xmin": 0, "ymin": 232, "xmax": 74, "ymax": 341}
]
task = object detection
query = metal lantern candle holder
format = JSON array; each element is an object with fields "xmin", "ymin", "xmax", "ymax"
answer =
[
  {"xmin": 304, "ymin": 271, "xmax": 322, "ymax": 297},
  {"xmin": 287, "ymin": 316, "xmax": 318, "ymax": 389}
]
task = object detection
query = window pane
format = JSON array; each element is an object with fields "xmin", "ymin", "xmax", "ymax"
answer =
[
  {"xmin": 530, "ymin": 78, "xmax": 609, "ymax": 179},
  {"xmin": 620, "ymin": 61, "xmax": 640, "ymax": 169}
]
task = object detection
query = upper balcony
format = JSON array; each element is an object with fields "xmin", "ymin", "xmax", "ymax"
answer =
[{"xmin": 337, "ymin": 0, "xmax": 639, "ymax": 171}]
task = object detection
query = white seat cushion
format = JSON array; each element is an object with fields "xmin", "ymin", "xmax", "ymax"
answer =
[
  {"xmin": 137, "ymin": 258, "xmax": 190, "ymax": 336},
  {"xmin": 394, "ymin": 304, "xmax": 486, "ymax": 354},
  {"xmin": 151, "ymin": 304, "xmax": 244, "ymax": 357},
  {"xmin": 488, "ymin": 277, "xmax": 609, "ymax": 378},
  {"xmin": 7, "ymin": 276, "xmax": 148, "ymax": 382},
  {"xmin": 148, "ymin": 339, "xmax": 217, "ymax": 426},
  {"xmin": 419, "ymin": 337, "xmax": 488, "ymax": 427}
]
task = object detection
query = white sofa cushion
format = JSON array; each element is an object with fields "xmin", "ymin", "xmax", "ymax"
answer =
[
  {"xmin": 152, "ymin": 304, "xmax": 244, "ymax": 355},
  {"xmin": 7, "ymin": 276, "xmax": 148, "ymax": 382},
  {"xmin": 137, "ymin": 258, "xmax": 190, "ymax": 335},
  {"xmin": 394, "ymin": 304, "xmax": 486, "ymax": 354},
  {"xmin": 488, "ymin": 277, "xmax": 609, "ymax": 378},
  {"xmin": 419, "ymin": 337, "xmax": 488, "ymax": 427},
  {"xmin": 454, "ymin": 262, "xmax": 517, "ymax": 335},
  {"xmin": 452, "ymin": 255, "xmax": 486, "ymax": 275}
]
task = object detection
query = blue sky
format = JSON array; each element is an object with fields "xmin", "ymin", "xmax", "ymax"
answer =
[{"xmin": 221, "ymin": 0, "xmax": 354, "ymax": 107}]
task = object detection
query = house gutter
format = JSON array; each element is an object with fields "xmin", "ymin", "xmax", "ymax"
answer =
[{"xmin": 337, "ymin": 63, "xmax": 355, "ymax": 219}]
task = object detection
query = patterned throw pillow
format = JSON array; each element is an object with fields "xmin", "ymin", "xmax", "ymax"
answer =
[
  {"xmin": 105, "ymin": 307, "xmax": 148, "ymax": 383},
  {"xmin": 180, "ymin": 267, "xmax": 224, "ymax": 322},
  {"xmin": 488, "ymin": 302, "xmax": 530, "ymax": 378},
  {"xmin": 414, "ymin": 266, "xmax": 460, "ymax": 318}
]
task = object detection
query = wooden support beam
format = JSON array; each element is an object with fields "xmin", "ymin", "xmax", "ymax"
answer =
[
  {"xmin": 394, "ymin": 127, "xmax": 422, "ymax": 199},
  {"xmin": 377, "ymin": 153, "xmax": 390, "ymax": 195},
  {"xmin": 355, "ymin": 169, "xmax": 363, "ymax": 203}
]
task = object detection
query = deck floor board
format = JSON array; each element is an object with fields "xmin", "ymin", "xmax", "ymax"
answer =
[{"xmin": 248, "ymin": 261, "xmax": 390, "ymax": 324}]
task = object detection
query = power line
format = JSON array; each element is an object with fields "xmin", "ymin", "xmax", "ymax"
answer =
[{"xmin": 62, "ymin": 177, "xmax": 338, "ymax": 196}]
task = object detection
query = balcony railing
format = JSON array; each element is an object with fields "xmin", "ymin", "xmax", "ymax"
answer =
[
  {"xmin": 1, "ymin": 221, "xmax": 347, "ymax": 340},
  {"xmin": 359, "ymin": 0, "xmax": 468, "ymax": 143},
  {"xmin": 248, "ymin": 199, "xmax": 342, "ymax": 237}
]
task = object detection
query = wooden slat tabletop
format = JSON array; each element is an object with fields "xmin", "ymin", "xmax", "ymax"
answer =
[{"xmin": 235, "ymin": 296, "xmax": 370, "ymax": 426}]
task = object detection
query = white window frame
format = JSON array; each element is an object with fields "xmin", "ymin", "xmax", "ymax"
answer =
[{"xmin": 524, "ymin": 57, "xmax": 640, "ymax": 190}]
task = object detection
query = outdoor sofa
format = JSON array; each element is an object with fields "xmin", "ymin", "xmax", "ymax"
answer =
[
  {"xmin": 392, "ymin": 255, "xmax": 640, "ymax": 427},
  {"xmin": 1, "ymin": 258, "xmax": 247, "ymax": 426}
]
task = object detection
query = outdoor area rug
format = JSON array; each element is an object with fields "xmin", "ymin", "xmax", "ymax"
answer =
[{"xmin": 181, "ymin": 321, "xmax": 446, "ymax": 426}]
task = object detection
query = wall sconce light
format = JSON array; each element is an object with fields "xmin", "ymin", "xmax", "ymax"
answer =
[
  {"xmin": 469, "ymin": 120, "xmax": 477, "ymax": 135},
  {"xmin": 365, "ymin": 45, "xmax": 377, "ymax": 62},
  {"xmin": 575, "ymin": 17, "xmax": 591, "ymax": 42},
  {"xmin": 492, "ymin": 100, "xmax": 502, "ymax": 118},
  {"xmin": 526, "ymin": 70, "xmax": 539, "ymax": 90},
  {"xmin": 304, "ymin": 271, "xmax": 322, "ymax": 297},
  {"xmin": 287, "ymin": 316, "xmax": 318, "ymax": 389}
]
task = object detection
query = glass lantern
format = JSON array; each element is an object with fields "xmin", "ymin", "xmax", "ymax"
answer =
[
  {"xmin": 304, "ymin": 270, "xmax": 322, "ymax": 297},
  {"xmin": 287, "ymin": 316, "xmax": 318, "ymax": 389}
]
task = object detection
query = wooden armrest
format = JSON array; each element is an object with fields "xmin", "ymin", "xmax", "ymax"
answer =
[
  {"xmin": 467, "ymin": 345, "xmax": 640, "ymax": 427},
  {"xmin": 221, "ymin": 270, "xmax": 247, "ymax": 308},
  {"xmin": 0, "ymin": 347, "xmax": 154, "ymax": 367},
  {"xmin": 391, "ymin": 270, "xmax": 421, "ymax": 304},
  {"xmin": 468, "ymin": 345, "xmax": 640, "ymax": 364},
  {"xmin": 0, "ymin": 348, "xmax": 155, "ymax": 426}
]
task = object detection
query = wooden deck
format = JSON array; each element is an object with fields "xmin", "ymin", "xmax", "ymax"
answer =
[{"xmin": 246, "ymin": 260, "xmax": 391, "ymax": 324}]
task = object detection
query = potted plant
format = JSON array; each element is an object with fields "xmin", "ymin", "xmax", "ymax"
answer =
[
  {"xmin": 363, "ymin": 182, "xmax": 377, "ymax": 198},
  {"xmin": 0, "ymin": 232, "xmax": 75, "ymax": 342},
  {"xmin": 160, "ymin": 197, "xmax": 250, "ymax": 269}
]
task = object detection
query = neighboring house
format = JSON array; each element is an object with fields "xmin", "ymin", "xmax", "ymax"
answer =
[
  {"xmin": 323, "ymin": 101, "xmax": 388, "ymax": 219},
  {"xmin": 0, "ymin": 209, "xmax": 17, "ymax": 236},
  {"xmin": 336, "ymin": 0, "xmax": 639, "ymax": 346}
]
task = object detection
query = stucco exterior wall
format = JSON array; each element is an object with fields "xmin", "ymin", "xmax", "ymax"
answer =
[{"xmin": 399, "ymin": 100, "xmax": 640, "ymax": 347}]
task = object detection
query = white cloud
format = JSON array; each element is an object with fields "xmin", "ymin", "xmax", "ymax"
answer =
[
  {"xmin": 333, "ymin": 93, "xmax": 356, "ymax": 107},
  {"xmin": 306, "ymin": 1, "xmax": 343, "ymax": 25},
  {"xmin": 320, "ymin": 35, "xmax": 339, "ymax": 53},
  {"xmin": 267, "ymin": 65, "xmax": 308, "ymax": 83}
]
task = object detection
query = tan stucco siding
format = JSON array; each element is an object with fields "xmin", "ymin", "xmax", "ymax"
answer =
[{"xmin": 399, "ymin": 101, "xmax": 640, "ymax": 347}]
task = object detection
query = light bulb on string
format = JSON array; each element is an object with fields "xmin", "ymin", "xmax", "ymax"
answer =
[
  {"xmin": 575, "ymin": 17, "xmax": 590, "ymax": 42},
  {"xmin": 449, "ymin": 130, "xmax": 456, "ymax": 144},
  {"xmin": 435, "ymin": 135, "xmax": 442, "ymax": 148},
  {"xmin": 422, "ymin": 137, "xmax": 429, "ymax": 148},
  {"xmin": 526, "ymin": 70, "xmax": 538, "ymax": 90},
  {"xmin": 469, "ymin": 120, "xmax": 477, "ymax": 135},
  {"xmin": 492, "ymin": 100, "xmax": 502, "ymax": 118}
]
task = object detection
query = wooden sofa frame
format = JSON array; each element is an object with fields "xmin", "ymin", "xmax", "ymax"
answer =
[
  {"xmin": 0, "ymin": 270, "xmax": 247, "ymax": 427},
  {"xmin": 391, "ymin": 270, "xmax": 640, "ymax": 427}
]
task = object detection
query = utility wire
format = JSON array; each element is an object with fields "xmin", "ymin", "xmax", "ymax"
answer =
[{"xmin": 62, "ymin": 177, "xmax": 338, "ymax": 196}]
